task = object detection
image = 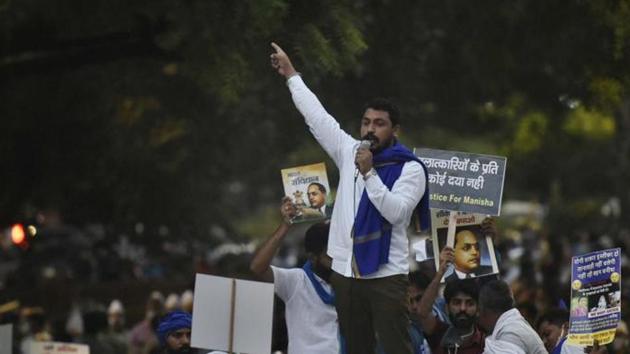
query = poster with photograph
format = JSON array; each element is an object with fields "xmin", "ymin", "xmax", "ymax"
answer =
[
  {"xmin": 431, "ymin": 210, "xmax": 499, "ymax": 283},
  {"xmin": 280, "ymin": 162, "xmax": 332, "ymax": 223},
  {"xmin": 568, "ymin": 248, "xmax": 622, "ymax": 346}
]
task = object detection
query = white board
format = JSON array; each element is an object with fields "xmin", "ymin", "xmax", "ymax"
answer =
[
  {"xmin": 191, "ymin": 273, "xmax": 274, "ymax": 354},
  {"xmin": 29, "ymin": 342, "xmax": 89, "ymax": 354},
  {"xmin": 0, "ymin": 324, "xmax": 12, "ymax": 354}
]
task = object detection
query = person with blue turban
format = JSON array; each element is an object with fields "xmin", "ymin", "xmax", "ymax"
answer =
[{"xmin": 157, "ymin": 311, "xmax": 192, "ymax": 354}]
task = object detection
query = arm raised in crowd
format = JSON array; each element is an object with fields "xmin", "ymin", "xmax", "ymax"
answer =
[
  {"xmin": 481, "ymin": 216, "xmax": 498, "ymax": 240},
  {"xmin": 270, "ymin": 42, "xmax": 298, "ymax": 79},
  {"xmin": 270, "ymin": 42, "xmax": 355, "ymax": 165},
  {"xmin": 249, "ymin": 197, "xmax": 296, "ymax": 282},
  {"xmin": 418, "ymin": 246, "xmax": 455, "ymax": 335}
]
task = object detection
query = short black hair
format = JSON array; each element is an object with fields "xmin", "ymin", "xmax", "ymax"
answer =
[
  {"xmin": 517, "ymin": 301, "xmax": 538, "ymax": 322},
  {"xmin": 479, "ymin": 279, "xmax": 514, "ymax": 314},
  {"xmin": 304, "ymin": 222, "xmax": 330, "ymax": 255},
  {"xmin": 308, "ymin": 182, "xmax": 326, "ymax": 194},
  {"xmin": 454, "ymin": 228, "xmax": 479, "ymax": 247},
  {"xmin": 444, "ymin": 278, "xmax": 479, "ymax": 304},
  {"xmin": 363, "ymin": 98, "xmax": 400, "ymax": 126},
  {"xmin": 408, "ymin": 270, "xmax": 432, "ymax": 290},
  {"xmin": 536, "ymin": 308, "xmax": 569, "ymax": 329}
]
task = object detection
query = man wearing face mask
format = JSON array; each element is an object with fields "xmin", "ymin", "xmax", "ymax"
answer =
[
  {"xmin": 418, "ymin": 247, "xmax": 485, "ymax": 354},
  {"xmin": 250, "ymin": 197, "xmax": 339, "ymax": 354},
  {"xmin": 271, "ymin": 42, "xmax": 430, "ymax": 354}
]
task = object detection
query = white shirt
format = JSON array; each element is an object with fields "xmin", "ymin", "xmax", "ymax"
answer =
[
  {"xmin": 455, "ymin": 269, "xmax": 477, "ymax": 278},
  {"xmin": 271, "ymin": 266, "xmax": 339, "ymax": 354},
  {"xmin": 485, "ymin": 308, "xmax": 547, "ymax": 354},
  {"xmin": 287, "ymin": 75, "xmax": 426, "ymax": 278},
  {"xmin": 560, "ymin": 342, "xmax": 586, "ymax": 354}
]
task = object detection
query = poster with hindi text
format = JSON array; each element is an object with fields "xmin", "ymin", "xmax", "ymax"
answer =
[
  {"xmin": 568, "ymin": 248, "xmax": 622, "ymax": 346},
  {"xmin": 414, "ymin": 148, "xmax": 506, "ymax": 215}
]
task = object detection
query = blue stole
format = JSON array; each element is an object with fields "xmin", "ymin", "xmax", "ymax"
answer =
[
  {"xmin": 302, "ymin": 260, "xmax": 335, "ymax": 305},
  {"xmin": 352, "ymin": 142, "xmax": 430, "ymax": 276},
  {"xmin": 551, "ymin": 337, "xmax": 566, "ymax": 354}
]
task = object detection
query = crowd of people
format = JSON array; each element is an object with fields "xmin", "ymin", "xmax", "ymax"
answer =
[
  {"xmin": 0, "ymin": 288, "xmax": 202, "ymax": 353},
  {"xmin": 2, "ymin": 213, "xmax": 627, "ymax": 353},
  {"xmin": 1, "ymin": 42, "xmax": 629, "ymax": 354},
  {"xmin": 259, "ymin": 42, "xmax": 629, "ymax": 354}
]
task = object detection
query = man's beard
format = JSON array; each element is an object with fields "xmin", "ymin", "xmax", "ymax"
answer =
[
  {"xmin": 449, "ymin": 312, "xmax": 477, "ymax": 331},
  {"xmin": 361, "ymin": 132, "xmax": 395, "ymax": 154},
  {"xmin": 166, "ymin": 346, "xmax": 191, "ymax": 354}
]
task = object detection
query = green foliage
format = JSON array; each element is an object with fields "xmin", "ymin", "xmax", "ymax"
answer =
[
  {"xmin": 589, "ymin": 0, "xmax": 630, "ymax": 60},
  {"xmin": 563, "ymin": 106, "xmax": 616, "ymax": 140},
  {"xmin": 590, "ymin": 77, "xmax": 623, "ymax": 110},
  {"xmin": 2, "ymin": 0, "xmax": 630, "ymax": 235},
  {"xmin": 511, "ymin": 111, "xmax": 549, "ymax": 155},
  {"xmin": 249, "ymin": 0, "xmax": 289, "ymax": 37}
]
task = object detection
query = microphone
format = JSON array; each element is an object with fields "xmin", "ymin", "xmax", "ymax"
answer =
[
  {"xmin": 354, "ymin": 140, "xmax": 372, "ymax": 179},
  {"xmin": 358, "ymin": 139, "xmax": 372, "ymax": 150}
]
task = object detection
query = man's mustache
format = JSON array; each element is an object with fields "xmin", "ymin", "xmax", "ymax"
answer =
[
  {"xmin": 361, "ymin": 133, "xmax": 379, "ymax": 144},
  {"xmin": 454, "ymin": 312, "xmax": 476, "ymax": 324}
]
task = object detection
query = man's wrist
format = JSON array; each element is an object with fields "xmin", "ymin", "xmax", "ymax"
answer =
[
  {"xmin": 281, "ymin": 216, "xmax": 293, "ymax": 226},
  {"xmin": 285, "ymin": 70, "xmax": 301, "ymax": 80},
  {"xmin": 363, "ymin": 168, "xmax": 377, "ymax": 181}
]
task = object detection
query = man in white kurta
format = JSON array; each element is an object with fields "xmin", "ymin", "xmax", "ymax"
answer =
[{"xmin": 271, "ymin": 42, "xmax": 429, "ymax": 354}]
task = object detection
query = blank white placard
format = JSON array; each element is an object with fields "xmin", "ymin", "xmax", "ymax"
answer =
[
  {"xmin": 191, "ymin": 273, "xmax": 274, "ymax": 354},
  {"xmin": 0, "ymin": 324, "xmax": 11, "ymax": 354}
]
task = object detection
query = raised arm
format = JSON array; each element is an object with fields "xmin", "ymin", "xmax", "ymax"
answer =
[
  {"xmin": 481, "ymin": 216, "xmax": 498, "ymax": 240},
  {"xmin": 270, "ymin": 42, "xmax": 355, "ymax": 165},
  {"xmin": 249, "ymin": 197, "xmax": 296, "ymax": 282},
  {"xmin": 418, "ymin": 246, "xmax": 454, "ymax": 335},
  {"xmin": 270, "ymin": 42, "xmax": 298, "ymax": 79}
]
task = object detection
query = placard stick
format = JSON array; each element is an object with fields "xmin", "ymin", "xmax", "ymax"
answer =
[
  {"xmin": 446, "ymin": 211, "xmax": 457, "ymax": 248},
  {"xmin": 228, "ymin": 278, "xmax": 236, "ymax": 354}
]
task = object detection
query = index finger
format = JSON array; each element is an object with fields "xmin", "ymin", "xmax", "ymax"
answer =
[{"xmin": 270, "ymin": 42, "xmax": 284, "ymax": 54}]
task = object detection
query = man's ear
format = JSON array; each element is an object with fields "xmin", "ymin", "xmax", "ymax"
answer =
[{"xmin": 393, "ymin": 124, "xmax": 400, "ymax": 137}]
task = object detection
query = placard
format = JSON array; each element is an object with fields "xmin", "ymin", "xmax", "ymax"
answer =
[
  {"xmin": 29, "ymin": 342, "xmax": 89, "ymax": 354},
  {"xmin": 568, "ymin": 248, "xmax": 622, "ymax": 346},
  {"xmin": 414, "ymin": 148, "xmax": 506, "ymax": 215},
  {"xmin": 191, "ymin": 274, "xmax": 275, "ymax": 354}
]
